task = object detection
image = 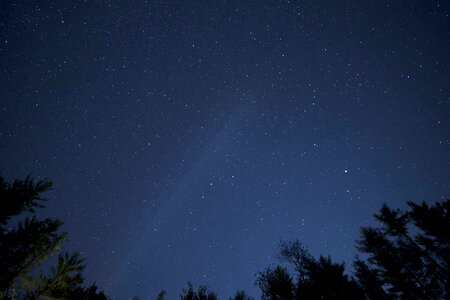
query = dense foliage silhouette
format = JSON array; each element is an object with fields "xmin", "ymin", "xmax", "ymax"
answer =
[
  {"xmin": 257, "ymin": 240, "xmax": 364, "ymax": 300},
  {"xmin": 355, "ymin": 201, "xmax": 450, "ymax": 299},
  {"xmin": 257, "ymin": 200, "xmax": 450, "ymax": 300}
]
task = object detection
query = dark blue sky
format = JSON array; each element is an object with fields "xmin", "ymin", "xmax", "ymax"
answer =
[{"xmin": 1, "ymin": 1, "xmax": 449, "ymax": 299}]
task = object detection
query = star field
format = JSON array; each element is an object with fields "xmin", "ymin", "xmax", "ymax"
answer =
[{"xmin": 1, "ymin": 1, "xmax": 449, "ymax": 299}]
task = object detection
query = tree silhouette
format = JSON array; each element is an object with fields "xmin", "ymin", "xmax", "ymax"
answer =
[
  {"xmin": 230, "ymin": 290, "xmax": 254, "ymax": 300},
  {"xmin": 257, "ymin": 240, "xmax": 364, "ymax": 300},
  {"xmin": 256, "ymin": 266, "xmax": 294, "ymax": 300},
  {"xmin": 0, "ymin": 175, "xmax": 51, "ymax": 226},
  {"xmin": 180, "ymin": 282, "xmax": 218, "ymax": 300},
  {"xmin": 0, "ymin": 175, "xmax": 108, "ymax": 299},
  {"xmin": 355, "ymin": 200, "xmax": 450, "ymax": 299},
  {"xmin": 3, "ymin": 174, "xmax": 448, "ymax": 300},
  {"xmin": 68, "ymin": 283, "xmax": 109, "ymax": 300}
]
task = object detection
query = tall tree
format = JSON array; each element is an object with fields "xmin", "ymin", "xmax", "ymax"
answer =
[
  {"xmin": 355, "ymin": 200, "xmax": 450, "ymax": 299},
  {"xmin": 0, "ymin": 175, "xmax": 107, "ymax": 299}
]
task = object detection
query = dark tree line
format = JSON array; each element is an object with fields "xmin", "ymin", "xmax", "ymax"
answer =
[{"xmin": 1, "ymin": 174, "xmax": 449, "ymax": 299}]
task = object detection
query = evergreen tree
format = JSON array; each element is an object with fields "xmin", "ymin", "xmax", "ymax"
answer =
[{"xmin": 0, "ymin": 175, "xmax": 107, "ymax": 299}]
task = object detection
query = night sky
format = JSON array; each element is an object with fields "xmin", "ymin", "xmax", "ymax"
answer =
[{"xmin": 1, "ymin": 1, "xmax": 449, "ymax": 299}]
